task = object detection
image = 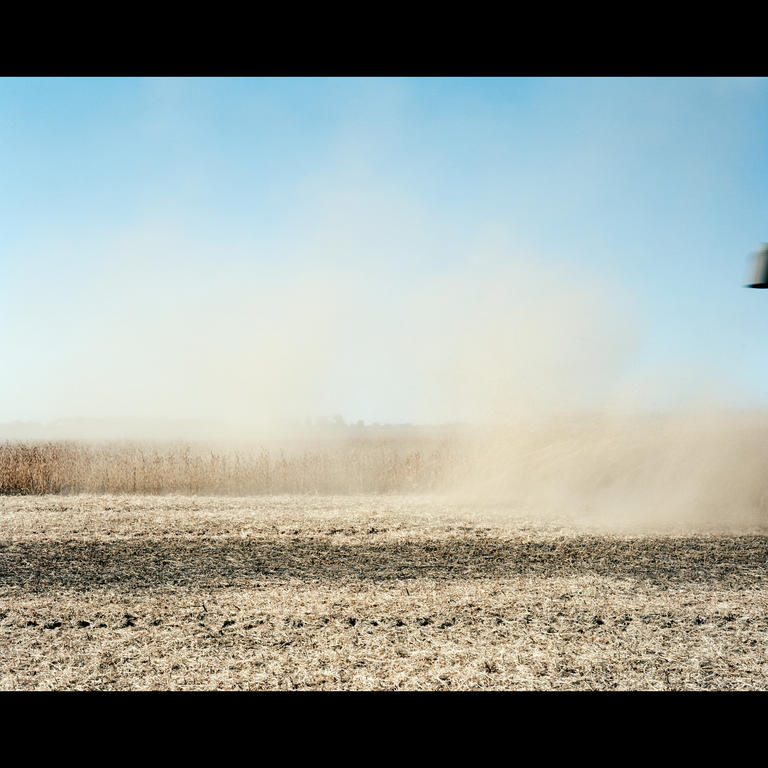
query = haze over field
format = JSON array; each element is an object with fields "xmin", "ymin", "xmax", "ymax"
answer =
[
  {"xmin": 3, "ymin": 78, "xmax": 768, "ymax": 423},
  {"xmin": 2, "ymin": 77, "xmax": 768, "ymax": 526}
]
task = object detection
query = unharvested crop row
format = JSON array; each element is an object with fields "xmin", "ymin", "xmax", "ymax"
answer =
[{"xmin": 0, "ymin": 440, "xmax": 469, "ymax": 495}]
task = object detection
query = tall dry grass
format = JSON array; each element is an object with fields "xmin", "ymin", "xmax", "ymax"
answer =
[{"xmin": 0, "ymin": 439, "xmax": 466, "ymax": 495}]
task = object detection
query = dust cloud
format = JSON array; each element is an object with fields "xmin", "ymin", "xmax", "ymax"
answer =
[
  {"xmin": 5, "ymin": 234, "xmax": 768, "ymax": 530},
  {"xmin": 445, "ymin": 410, "xmax": 768, "ymax": 532},
  {"xmin": 10, "ymin": 238, "xmax": 641, "ymax": 430}
]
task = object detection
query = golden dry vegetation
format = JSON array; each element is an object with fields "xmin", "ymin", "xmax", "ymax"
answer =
[{"xmin": 0, "ymin": 439, "xmax": 463, "ymax": 496}]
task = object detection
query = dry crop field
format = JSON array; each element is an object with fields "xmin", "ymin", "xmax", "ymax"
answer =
[{"xmin": 3, "ymin": 491, "xmax": 768, "ymax": 690}]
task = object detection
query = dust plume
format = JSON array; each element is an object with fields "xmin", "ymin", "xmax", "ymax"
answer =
[
  {"xmin": 6, "ymin": 229, "xmax": 640, "ymax": 430},
  {"xmin": 444, "ymin": 410, "xmax": 768, "ymax": 532},
  {"xmin": 4, "ymin": 227, "xmax": 768, "ymax": 530}
]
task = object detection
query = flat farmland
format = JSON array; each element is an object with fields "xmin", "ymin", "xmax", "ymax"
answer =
[{"xmin": 2, "ymin": 495, "xmax": 768, "ymax": 690}]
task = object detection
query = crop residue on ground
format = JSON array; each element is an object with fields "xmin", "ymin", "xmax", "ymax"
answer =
[{"xmin": 2, "ymin": 495, "xmax": 768, "ymax": 690}]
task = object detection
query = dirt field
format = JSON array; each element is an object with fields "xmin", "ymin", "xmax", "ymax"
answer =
[{"xmin": 2, "ymin": 494, "xmax": 768, "ymax": 690}]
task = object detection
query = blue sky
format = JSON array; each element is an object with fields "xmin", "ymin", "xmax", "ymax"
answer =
[{"xmin": 2, "ymin": 77, "xmax": 768, "ymax": 426}]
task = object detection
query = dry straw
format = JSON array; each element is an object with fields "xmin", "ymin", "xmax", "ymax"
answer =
[{"xmin": 0, "ymin": 439, "xmax": 466, "ymax": 496}]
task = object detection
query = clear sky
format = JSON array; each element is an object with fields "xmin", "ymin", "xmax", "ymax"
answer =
[{"xmin": 2, "ymin": 77, "xmax": 768, "ymax": 428}]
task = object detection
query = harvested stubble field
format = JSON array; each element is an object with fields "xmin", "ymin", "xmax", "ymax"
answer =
[{"xmin": 3, "ymin": 493, "xmax": 768, "ymax": 690}]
